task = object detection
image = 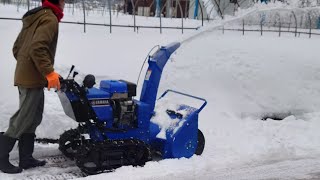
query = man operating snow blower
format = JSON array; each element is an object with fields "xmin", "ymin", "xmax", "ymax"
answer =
[{"xmin": 0, "ymin": 0, "xmax": 64, "ymax": 174}]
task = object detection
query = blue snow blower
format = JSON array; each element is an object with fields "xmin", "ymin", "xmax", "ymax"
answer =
[{"xmin": 57, "ymin": 42, "xmax": 207, "ymax": 174}]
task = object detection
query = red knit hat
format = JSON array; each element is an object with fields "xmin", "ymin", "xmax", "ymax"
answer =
[
  {"xmin": 42, "ymin": 0, "xmax": 64, "ymax": 22},
  {"xmin": 42, "ymin": 0, "xmax": 59, "ymax": 5}
]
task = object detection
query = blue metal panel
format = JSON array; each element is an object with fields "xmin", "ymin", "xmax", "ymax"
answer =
[
  {"xmin": 86, "ymin": 87, "xmax": 113, "ymax": 122},
  {"xmin": 89, "ymin": 125, "xmax": 105, "ymax": 142},
  {"xmin": 171, "ymin": 109, "xmax": 198, "ymax": 158},
  {"xmin": 105, "ymin": 101, "xmax": 152, "ymax": 142},
  {"xmin": 65, "ymin": 92, "xmax": 79, "ymax": 101},
  {"xmin": 135, "ymin": 101, "xmax": 153, "ymax": 129},
  {"xmin": 149, "ymin": 104, "xmax": 200, "ymax": 158},
  {"xmin": 92, "ymin": 106, "xmax": 113, "ymax": 122},
  {"xmin": 87, "ymin": 87, "xmax": 111, "ymax": 99},
  {"xmin": 149, "ymin": 122, "xmax": 161, "ymax": 140},
  {"xmin": 100, "ymin": 80, "xmax": 128, "ymax": 94},
  {"xmin": 106, "ymin": 128, "xmax": 150, "ymax": 143},
  {"xmin": 89, "ymin": 100, "xmax": 153, "ymax": 143},
  {"xmin": 140, "ymin": 42, "xmax": 180, "ymax": 111}
]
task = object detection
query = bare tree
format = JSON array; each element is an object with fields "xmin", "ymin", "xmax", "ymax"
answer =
[{"xmin": 211, "ymin": 0, "xmax": 224, "ymax": 19}]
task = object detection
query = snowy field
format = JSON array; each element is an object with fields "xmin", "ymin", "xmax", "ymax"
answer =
[{"xmin": 1, "ymin": 2, "xmax": 320, "ymax": 180}]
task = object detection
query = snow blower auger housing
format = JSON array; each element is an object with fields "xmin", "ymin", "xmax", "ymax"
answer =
[{"xmin": 57, "ymin": 42, "xmax": 207, "ymax": 174}]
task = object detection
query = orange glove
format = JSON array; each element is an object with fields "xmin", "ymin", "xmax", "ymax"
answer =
[{"xmin": 46, "ymin": 71, "xmax": 61, "ymax": 91}]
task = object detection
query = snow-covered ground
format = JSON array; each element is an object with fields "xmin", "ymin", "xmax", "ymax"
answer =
[{"xmin": 1, "ymin": 1, "xmax": 320, "ymax": 179}]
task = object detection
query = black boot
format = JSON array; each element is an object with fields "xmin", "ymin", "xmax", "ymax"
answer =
[
  {"xmin": 0, "ymin": 134, "xmax": 23, "ymax": 173},
  {"xmin": 19, "ymin": 133, "xmax": 46, "ymax": 169}
]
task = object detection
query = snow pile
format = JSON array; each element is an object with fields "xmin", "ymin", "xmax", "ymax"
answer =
[
  {"xmin": 151, "ymin": 97, "xmax": 194, "ymax": 139},
  {"xmin": 248, "ymin": 0, "xmax": 319, "ymax": 8},
  {"xmin": 287, "ymin": 0, "xmax": 319, "ymax": 7}
]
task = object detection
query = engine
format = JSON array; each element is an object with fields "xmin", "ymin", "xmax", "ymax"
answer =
[
  {"xmin": 98, "ymin": 80, "xmax": 137, "ymax": 129},
  {"xmin": 58, "ymin": 78, "xmax": 138, "ymax": 129}
]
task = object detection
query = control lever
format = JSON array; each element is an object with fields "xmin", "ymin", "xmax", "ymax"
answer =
[
  {"xmin": 66, "ymin": 65, "xmax": 75, "ymax": 79},
  {"xmin": 166, "ymin": 109, "xmax": 183, "ymax": 119},
  {"xmin": 73, "ymin": 71, "xmax": 79, "ymax": 78}
]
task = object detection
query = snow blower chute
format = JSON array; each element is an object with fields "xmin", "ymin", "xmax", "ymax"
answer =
[{"xmin": 57, "ymin": 42, "xmax": 207, "ymax": 174}]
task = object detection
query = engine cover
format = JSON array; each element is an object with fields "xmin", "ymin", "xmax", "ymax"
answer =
[{"xmin": 100, "ymin": 80, "xmax": 136, "ymax": 99}]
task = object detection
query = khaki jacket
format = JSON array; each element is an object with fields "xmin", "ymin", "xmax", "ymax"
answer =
[{"xmin": 13, "ymin": 7, "xmax": 58, "ymax": 88}]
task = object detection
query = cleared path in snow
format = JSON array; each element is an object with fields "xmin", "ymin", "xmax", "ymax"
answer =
[
  {"xmin": 202, "ymin": 156, "xmax": 320, "ymax": 180},
  {"xmin": 1, "ymin": 151, "xmax": 319, "ymax": 180}
]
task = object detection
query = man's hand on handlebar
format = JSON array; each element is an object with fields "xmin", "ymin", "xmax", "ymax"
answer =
[{"xmin": 46, "ymin": 71, "xmax": 61, "ymax": 91}]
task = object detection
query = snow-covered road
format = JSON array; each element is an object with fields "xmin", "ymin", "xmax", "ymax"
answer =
[{"xmin": 2, "ymin": 145, "xmax": 320, "ymax": 180}]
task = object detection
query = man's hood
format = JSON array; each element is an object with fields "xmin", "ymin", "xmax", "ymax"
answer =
[{"xmin": 22, "ymin": 7, "xmax": 51, "ymax": 28}]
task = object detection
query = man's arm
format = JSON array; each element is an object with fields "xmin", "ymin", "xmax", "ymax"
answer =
[{"xmin": 29, "ymin": 16, "xmax": 58, "ymax": 76}]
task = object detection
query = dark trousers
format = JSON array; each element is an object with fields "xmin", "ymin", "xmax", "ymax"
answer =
[{"xmin": 4, "ymin": 87, "xmax": 44, "ymax": 138}]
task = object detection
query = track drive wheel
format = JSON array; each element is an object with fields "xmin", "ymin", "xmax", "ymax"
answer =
[
  {"xmin": 195, "ymin": 129, "xmax": 205, "ymax": 155},
  {"xmin": 59, "ymin": 129, "xmax": 81, "ymax": 159}
]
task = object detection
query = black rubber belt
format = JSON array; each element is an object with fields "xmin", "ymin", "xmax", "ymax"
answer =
[{"xmin": 36, "ymin": 138, "xmax": 59, "ymax": 144}]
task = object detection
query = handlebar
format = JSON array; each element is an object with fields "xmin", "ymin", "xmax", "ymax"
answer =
[{"xmin": 159, "ymin": 89, "xmax": 207, "ymax": 113}]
